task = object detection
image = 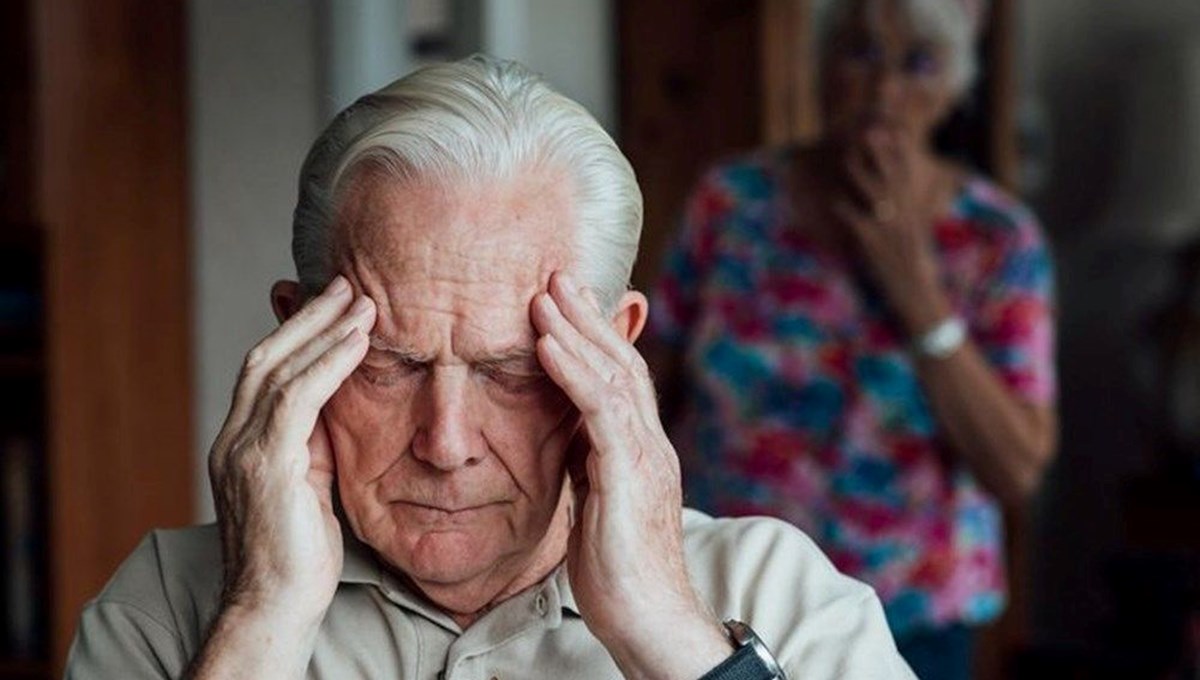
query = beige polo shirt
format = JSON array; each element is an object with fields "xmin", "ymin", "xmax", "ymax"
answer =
[{"xmin": 66, "ymin": 509, "xmax": 914, "ymax": 679}]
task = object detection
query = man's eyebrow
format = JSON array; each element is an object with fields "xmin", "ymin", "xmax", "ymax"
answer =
[
  {"xmin": 365, "ymin": 337, "xmax": 542, "ymax": 369},
  {"xmin": 366, "ymin": 336, "xmax": 430, "ymax": 362},
  {"xmin": 473, "ymin": 348, "xmax": 545, "ymax": 373}
]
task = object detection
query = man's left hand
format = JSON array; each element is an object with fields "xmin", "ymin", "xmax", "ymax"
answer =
[{"xmin": 531, "ymin": 272, "xmax": 732, "ymax": 680}]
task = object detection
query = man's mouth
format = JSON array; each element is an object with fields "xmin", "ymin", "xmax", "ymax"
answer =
[{"xmin": 395, "ymin": 500, "xmax": 499, "ymax": 522}]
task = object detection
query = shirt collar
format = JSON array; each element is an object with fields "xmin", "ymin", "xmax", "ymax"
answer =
[
  {"xmin": 553, "ymin": 563, "xmax": 582, "ymax": 617},
  {"xmin": 339, "ymin": 529, "xmax": 583, "ymax": 623},
  {"xmin": 339, "ymin": 528, "xmax": 385, "ymax": 586}
]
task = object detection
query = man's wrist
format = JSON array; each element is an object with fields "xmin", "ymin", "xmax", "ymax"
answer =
[
  {"xmin": 598, "ymin": 609, "xmax": 732, "ymax": 680},
  {"xmin": 189, "ymin": 602, "xmax": 325, "ymax": 680}
]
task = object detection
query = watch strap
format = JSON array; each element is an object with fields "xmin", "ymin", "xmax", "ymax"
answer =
[{"xmin": 699, "ymin": 643, "xmax": 776, "ymax": 680}]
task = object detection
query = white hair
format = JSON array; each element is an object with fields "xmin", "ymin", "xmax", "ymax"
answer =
[
  {"xmin": 291, "ymin": 54, "xmax": 642, "ymax": 312},
  {"xmin": 815, "ymin": 0, "xmax": 981, "ymax": 95}
]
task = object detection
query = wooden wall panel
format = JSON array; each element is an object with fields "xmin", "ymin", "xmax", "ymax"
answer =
[
  {"xmin": 33, "ymin": 0, "xmax": 193, "ymax": 672},
  {"xmin": 760, "ymin": 0, "xmax": 819, "ymax": 146},
  {"xmin": 619, "ymin": 0, "xmax": 764, "ymax": 290}
]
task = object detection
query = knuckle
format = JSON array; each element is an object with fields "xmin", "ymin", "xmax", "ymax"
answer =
[
  {"xmin": 261, "ymin": 367, "xmax": 290, "ymax": 396},
  {"xmin": 272, "ymin": 383, "xmax": 304, "ymax": 417},
  {"xmin": 242, "ymin": 345, "xmax": 269, "ymax": 375},
  {"xmin": 601, "ymin": 388, "xmax": 631, "ymax": 416},
  {"xmin": 627, "ymin": 352, "xmax": 651, "ymax": 380}
]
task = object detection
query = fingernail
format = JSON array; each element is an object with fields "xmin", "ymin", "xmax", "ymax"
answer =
[{"xmin": 329, "ymin": 275, "xmax": 349, "ymax": 295}]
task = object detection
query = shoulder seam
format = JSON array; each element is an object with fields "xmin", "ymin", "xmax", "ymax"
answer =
[
  {"xmin": 150, "ymin": 530, "xmax": 189, "ymax": 638},
  {"xmin": 83, "ymin": 598, "xmax": 184, "ymax": 642}
]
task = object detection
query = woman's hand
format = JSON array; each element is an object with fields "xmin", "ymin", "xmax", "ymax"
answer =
[
  {"xmin": 833, "ymin": 131, "xmax": 953, "ymax": 336},
  {"xmin": 530, "ymin": 272, "xmax": 731, "ymax": 680}
]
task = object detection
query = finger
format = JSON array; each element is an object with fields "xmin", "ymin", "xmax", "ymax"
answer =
[
  {"xmin": 532, "ymin": 290, "xmax": 622, "ymax": 385},
  {"xmin": 833, "ymin": 198, "xmax": 876, "ymax": 236},
  {"xmin": 537, "ymin": 333, "xmax": 650, "ymax": 469},
  {"xmin": 866, "ymin": 131, "xmax": 905, "ymax": 185},
  {"xmin": 266, "ymin": 295, "xmax": 376, "ymax": 390},
  {"xmin": 231, "ymin": 276, "xmax": 354, "ymax": 421},
  {"xmin": 535, "ymin": 297, "xmax": 619, "ymax": 398},
  {"xmin": 548, "ymin": 272, "xmax": 646, "ymax": 371},
  {"xmin": 534, "ymin": 284, "xmax": 662, "ymax": 417},
  {"xmin": 267, "ymin": 326, "xmax": 369, "ymax": 461},
  {"xmin": 844, "ymin": 148, "xmax": 885, "ymax": 208}
]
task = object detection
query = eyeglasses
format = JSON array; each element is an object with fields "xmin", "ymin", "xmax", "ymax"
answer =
[{"xmin": 832, "ymin": 36, "xmax": 945, "ymax": 83}]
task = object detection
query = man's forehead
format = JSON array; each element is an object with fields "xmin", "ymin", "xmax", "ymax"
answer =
[
  {"xmin": 335, "ymin": 170, "xmax": 573, "ymax": 358},
  {"xmin": 338, "ymin": 170, "xmax": 574, "ymax": 276}
]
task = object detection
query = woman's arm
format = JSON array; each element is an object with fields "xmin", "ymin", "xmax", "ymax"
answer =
[
  {"xmin": 911, "ymin": 314, "xmax": 1058, "ymax": 506},
  {"xmin": 835, "ymin": 135, "xmax": 1058, "ymax": 507}
]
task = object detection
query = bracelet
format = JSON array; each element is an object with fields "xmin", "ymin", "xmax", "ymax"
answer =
[{"xmin": 911, "ymin": 316, "xmax": 967, "ymax": 359}]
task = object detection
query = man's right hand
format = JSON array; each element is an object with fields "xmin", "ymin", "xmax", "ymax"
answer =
[{"xmin": 190, "ymin": 275, "xmax": 374, "ymax": 679}]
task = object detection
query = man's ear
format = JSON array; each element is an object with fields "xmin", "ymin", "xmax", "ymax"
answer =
[
  {"xmin": 609, "ymin": 290, "xmax": 649, "ymax": 344},
  {"xmin": 270, "ymin": 280, "xmax": 303, "ymax": 323}
]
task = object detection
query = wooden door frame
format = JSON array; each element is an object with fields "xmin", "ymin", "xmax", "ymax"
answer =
[{"xmin": 33, "ymin": 0, "xmax": 193, "ymax": 671}]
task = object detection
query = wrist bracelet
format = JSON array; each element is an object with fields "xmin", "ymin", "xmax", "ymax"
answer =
[{"xmin": 911, "ymin": 316, "xmax": 967, "ymax": 359}]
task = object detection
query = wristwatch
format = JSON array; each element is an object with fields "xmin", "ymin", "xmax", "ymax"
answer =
[
  {"xmin": 699, "ymin": 620, "xmax": 787, "ymax": 680},
  {"xmin": 911, "ymin": 316, "xmax": 967, "ymax": 359}
]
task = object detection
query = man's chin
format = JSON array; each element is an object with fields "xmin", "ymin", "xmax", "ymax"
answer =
[{"xmin": 402, "ymin": 529, "xmax": 501, "ymax": 586}]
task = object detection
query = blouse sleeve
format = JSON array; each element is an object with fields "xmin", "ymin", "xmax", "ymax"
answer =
[
  {"xmin": 968, "ymin": 200, "xmax": 1058, "ymax": 406},
  {"xmin": 650, "ymin": 169, "xmax": 729, "ymax": 348}
]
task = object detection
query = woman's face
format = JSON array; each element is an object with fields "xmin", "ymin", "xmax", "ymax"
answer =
[{"xmin": 821, "ymin": 0, "xmax": 960, "ymax": 149}]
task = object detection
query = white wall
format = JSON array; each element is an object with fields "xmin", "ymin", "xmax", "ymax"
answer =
[
  {"xmin": 188, "ymin": 0, "xmax": 324, "ymax": 521},
  {"xmin": 484, "ymin": 0, "xmax": 615, "ymax": 132}
]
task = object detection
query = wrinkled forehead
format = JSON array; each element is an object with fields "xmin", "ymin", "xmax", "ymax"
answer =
[{"xmin": 334, "ymin": 169, "xmax": 574, "ymax": 353}]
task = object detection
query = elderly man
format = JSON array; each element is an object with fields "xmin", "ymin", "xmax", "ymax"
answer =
[{"xmin": 67, "ymin": 56, "xmax": 913, "ymax": 679}]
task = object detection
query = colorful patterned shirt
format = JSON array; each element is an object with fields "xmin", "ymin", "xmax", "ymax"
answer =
[{"xmin": 651, "ymin": 149, "xmax": 1057, "ymax": 636}]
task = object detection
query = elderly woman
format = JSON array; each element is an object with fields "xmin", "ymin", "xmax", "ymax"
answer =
[{"xmin": 649, "ymin": 0, "xmax": 1057, "ymax": 677}]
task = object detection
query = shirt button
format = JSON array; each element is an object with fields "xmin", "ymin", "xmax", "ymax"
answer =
[{"xmin": 534, "ymin": 593, "xmax": 548, "ymax": 615}]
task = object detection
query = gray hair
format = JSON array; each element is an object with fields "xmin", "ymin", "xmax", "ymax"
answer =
[
  {"xmin": 291, "ymin": 54, "xmax": 642, "ymax": 312},
  {"xmin": 815, "ymin": 0, "xmax": 981, "ymax": 95}
]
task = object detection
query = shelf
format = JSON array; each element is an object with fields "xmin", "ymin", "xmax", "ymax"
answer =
[
  {"xmin": 0, "ymin": 658, "xmax": 49, "ymax": 679},
  {"xmin": 0, "ymin": 354, "xmax": 41, "ymax": 379}
]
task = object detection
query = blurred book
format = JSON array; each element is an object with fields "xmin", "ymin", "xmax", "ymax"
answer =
[
  {"xmin": 0, "ymin": 287, "xmax": 38, "ymax": 357},
  {"xmin": 1, "ymin": 435, "xmax": 38, "ymax": 658}
]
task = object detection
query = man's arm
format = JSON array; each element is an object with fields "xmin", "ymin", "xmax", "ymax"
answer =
[
  {"xmin": 531, "ymin": 272, "xmax": 733, "ymax": 680},
  {"xmin": 186, "ymin": 275, "xmax": 375, "ymax": 679}
]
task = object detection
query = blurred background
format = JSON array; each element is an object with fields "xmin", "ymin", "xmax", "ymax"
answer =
[{"xmin": 1, "ymin": 0, "xmax": 1199, "ymax": 677}]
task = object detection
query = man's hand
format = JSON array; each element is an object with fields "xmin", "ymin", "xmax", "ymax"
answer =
[
  {"xmin": 193, "ymin": 275, "xmax": 374, "ymax": 679},
  {"xmin": 531, "ymin": 272, "xmax": 732, "ymax": 680},
  {"xmin": 833, "ymin": 131, "xmax": 954, "ymax": 337}
]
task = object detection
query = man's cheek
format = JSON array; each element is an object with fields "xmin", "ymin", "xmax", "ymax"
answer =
[{"xmin": 324, "ymin": 388, "xmax": 410, "ymax": 479}]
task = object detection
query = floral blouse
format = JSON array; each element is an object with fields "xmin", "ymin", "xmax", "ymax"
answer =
[{"xmin": 651, "ymin": 149, "xmax": 1057, "ymax": 636}]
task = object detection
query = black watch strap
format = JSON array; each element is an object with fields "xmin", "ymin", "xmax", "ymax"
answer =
[{"xmin": 699, "ymin": 643, "xmax": 776, "ymax": 680}]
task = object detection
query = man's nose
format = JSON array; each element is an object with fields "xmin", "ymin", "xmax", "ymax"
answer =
[{"xmin": 411, "ymin": 368, "xmax": 484, "ymax": 471}]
